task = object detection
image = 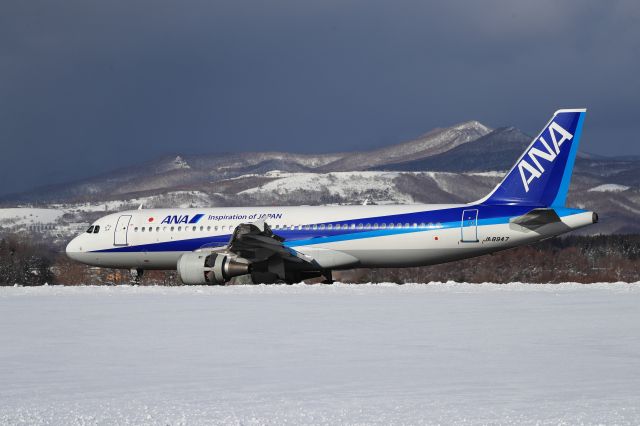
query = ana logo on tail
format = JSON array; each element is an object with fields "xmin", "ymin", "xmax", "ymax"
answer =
[{"xmin": 518, "ymin": 122, "xmax": 573, "ymax": 192}]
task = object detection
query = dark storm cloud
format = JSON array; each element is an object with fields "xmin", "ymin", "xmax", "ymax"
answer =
[{"xmin": 1, "ymin": 0, "xmax": 639, "ymax": 195}]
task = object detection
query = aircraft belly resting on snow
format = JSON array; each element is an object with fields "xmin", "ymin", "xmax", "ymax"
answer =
[{"xmin": 66, "ymin": 109, "xmax": 597, "ymax": 284}]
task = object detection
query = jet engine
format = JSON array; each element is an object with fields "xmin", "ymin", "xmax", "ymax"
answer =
[{"xmin": 177, "ymin": 252, "xmax": 250, "ymax": 285}]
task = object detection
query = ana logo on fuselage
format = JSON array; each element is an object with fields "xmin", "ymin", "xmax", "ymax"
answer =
[
  {"xmin": 160, "ymin": 214, "xmax": 204, "ymax": 225},
  {"xmin": 518, "ymin": 121, "xmax": 573, "ymax": 192}
]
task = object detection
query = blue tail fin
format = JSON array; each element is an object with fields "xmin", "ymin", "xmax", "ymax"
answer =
[{"xmin": 480, "ymin": 109, "xmax": 586, "ymax": 207}]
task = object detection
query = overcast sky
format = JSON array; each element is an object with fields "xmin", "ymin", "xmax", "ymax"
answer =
[{"xmin": 1, "ymin": 0, "xmax": 639, "ymax": 196}]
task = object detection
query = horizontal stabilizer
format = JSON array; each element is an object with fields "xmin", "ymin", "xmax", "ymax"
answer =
[{"xmin": 510, "ymin": 208, "xmax": 561, "ymax": 229}]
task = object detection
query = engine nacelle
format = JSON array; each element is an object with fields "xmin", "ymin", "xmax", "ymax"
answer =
[{"xmin": 177, "ymin": 252, "xmax": 250, "ymax": 285}]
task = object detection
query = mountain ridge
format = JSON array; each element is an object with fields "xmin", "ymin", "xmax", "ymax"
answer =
[{"xmin": 1, "ymin": 119, "xmax": 638, "ymax": 236}]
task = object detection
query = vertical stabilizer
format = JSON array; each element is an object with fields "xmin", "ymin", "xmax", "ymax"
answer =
[{"xmin": 479, "ymin": 109, "xmax": 586, "ymax": 207}]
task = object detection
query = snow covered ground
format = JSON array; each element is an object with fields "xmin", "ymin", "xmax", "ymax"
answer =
[
  {"xmin": 1, "ymin": 283, "xmax": 639, "ymax": 425},
  {"xmin": 588, "ymin": 184, "xmax": 630, "ymax": 193},
  {"xmin": 239, "ymin": 171, "xmax": 415, "ymax": 204},
  {"xmin": 0, "ymin": 208, "xmax": 64, "ymax": 226}
]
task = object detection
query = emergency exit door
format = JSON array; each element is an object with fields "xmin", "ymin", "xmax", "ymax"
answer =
[
  {"xmin": 460, "ymin": 209, "xmax": 479, "ymax": 242},
  {"xmin": 114, "ymin": 215, "xmax": 132, "ymax": 246}
]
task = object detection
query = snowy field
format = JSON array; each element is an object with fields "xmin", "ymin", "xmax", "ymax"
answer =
[{"xmin": 1, "ymin": 283, "xmax": 640, "ymax": 425}]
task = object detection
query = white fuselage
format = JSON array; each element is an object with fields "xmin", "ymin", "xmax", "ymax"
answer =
[{"xmin": 66, "ymin": 203, "xmax": 595, "ymax": 271}]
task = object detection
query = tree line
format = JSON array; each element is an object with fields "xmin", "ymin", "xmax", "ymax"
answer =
[
  {"xmin": 0, "ymin": 233, "xmax": 638, "ymax": 285},
  {"xmin": 0, "ymin": 235, "xmax": 55, "ymax": 286},
  {"xmin": 337, "ymin": 234, "xmax": 640, "ymax": 284}
]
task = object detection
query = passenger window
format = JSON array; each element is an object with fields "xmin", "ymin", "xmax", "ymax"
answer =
[
  {"xmin": 381, "ymin": 223, "xmax": 387, "ymax": 229},
  {"xmin": 389, "ymin": 223, "xmax": 394, "ymax": 229},
  {"xmin": 412, "ymin": 223, "xmax": 417, "ymax": 228},
  {"xmin": 312, "ymin": 224, "xmax": 317, "ymax": 230},
  {"xmin": 86, "ymin": 226, "xmax": 94, "ymax": 233},
  {"xmin": 93, "ymin": 225, "xmax": 100, "ymax": 233},
  {"xmin": 373, "ymin": 224, "xmax": 379, "ymax": 229},
  {"xmin": 319, "ymin": 224, "xmax": 325, "ymax": 230},
  {"xmin": 193, "ymin": 226, "xmax": 197, "ymax": 231},
  {"xmin": 214, "ymin": 226, "xmax": 218, "ymax": 231},
  {"xmin": 178, "ymin": 226, "xmax": 182, "ymax": 231},
  {"xmin": 365, "ymin": 224, "xmax": 371, "ymax": 229},
  {"xmin": 134, "ymin": 227, "xmax": 138, "ymax": 232},
  {"xmin": 170, "ymin": 226, "xmax": 174, "ymax": 231},
  {"xmin": 357, "ymin": 224, "xmax": 363, "ymax": 229}
]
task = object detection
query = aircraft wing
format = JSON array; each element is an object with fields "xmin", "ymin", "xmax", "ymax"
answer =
[
  {"xmin": 510, "ymin": 208, "xmax": 562, "ymax": 230},
  {"xmin": 225, "ymin": 219, "xmax": 306, "ymax": 263}
]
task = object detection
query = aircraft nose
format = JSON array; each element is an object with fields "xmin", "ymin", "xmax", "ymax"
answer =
[{"xmin": 65, "ymin": 237, "xmax": 82, "ymax": 261}]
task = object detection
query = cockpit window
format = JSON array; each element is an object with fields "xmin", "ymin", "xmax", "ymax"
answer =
[
  {"xmin": 86, "ymin": 226, "xmax": 94, "ymax": 233},
  {"xmin": 93, "ymin": 225, "xmax": 100, "ymax": 233}
]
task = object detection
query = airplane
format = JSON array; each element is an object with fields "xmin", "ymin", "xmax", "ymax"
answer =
[{"xmin": 66, "ymin": 109, "xmax": 597, "ymax": 284}]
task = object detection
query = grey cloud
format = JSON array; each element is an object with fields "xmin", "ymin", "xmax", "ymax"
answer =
[{"xmin": 0, "ymin": 0, "xmax": 638, "ymax": 196}]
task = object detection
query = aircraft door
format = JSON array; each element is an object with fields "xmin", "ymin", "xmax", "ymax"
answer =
[
  {"xmin": 460, "ymin": 209, "xmax": 479, "ymax": 242},
  {"xmin": 114, "ymin": 215, "xmax": 132, "ymax": 246}
]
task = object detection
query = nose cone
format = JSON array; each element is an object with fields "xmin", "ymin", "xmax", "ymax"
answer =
[{"xmin": 65, "ymin": 237, "xmax": 82, "ymax": 262}]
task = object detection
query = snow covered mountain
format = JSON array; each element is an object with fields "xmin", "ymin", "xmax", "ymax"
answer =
[
  {"xmin": 1, "ymin": 120, "xmax": 638, "ymax": 241},
  {"xmin": 321, "ymin": 120, "xmax": 493, "ymax": 171}
]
